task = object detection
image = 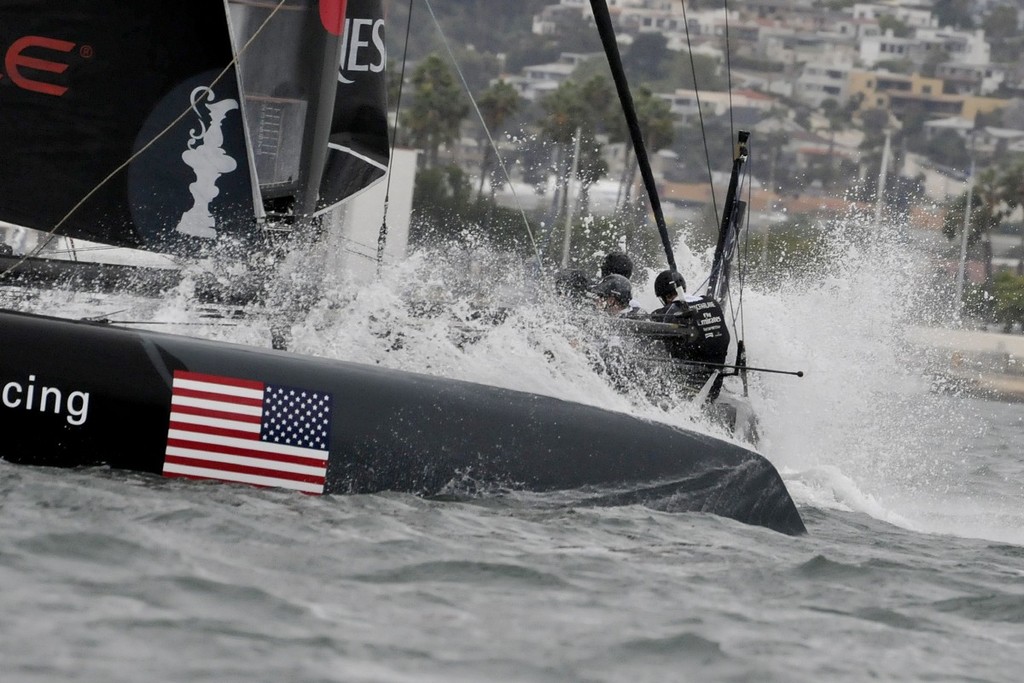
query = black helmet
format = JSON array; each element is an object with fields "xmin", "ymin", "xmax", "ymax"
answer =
[
  {"xmin": 600, "ymin": 251, "xmax": 633, "ymax": 279},
  {"xmin": 593, "ymin": 274, "xmax": 632, "ymax": 305},
  {"xmin": 554, "ymin": 268, "xmax": 592, "ymax": 297},
  {"xmin": 654, "ymin": 270, "xmax": 685, "ymax": 298}
]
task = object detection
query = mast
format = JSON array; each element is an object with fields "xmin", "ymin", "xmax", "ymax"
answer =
[
  {"xmin": 589, "ymin": 0, "xmax": 676, "ymax": 272},
  {"xmin": 708, "ymin": 131, "xmax": 749, "ymax": 302}
]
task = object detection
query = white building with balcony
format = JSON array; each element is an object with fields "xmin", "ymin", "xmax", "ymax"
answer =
[
  {"xmin": 795, "ymin": 61, "xmax": 854, "ymax": 107},
  {"xmin": 859, "ymin": 27, "xmax": 990, "ymax": 68},
  {"xmin": 850, "ymin": 2, "xmax": 937, "ymax": 29}
]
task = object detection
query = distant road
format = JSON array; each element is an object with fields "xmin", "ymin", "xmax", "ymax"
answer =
[
  {"xmin": 907, "ymin": 326, "xmax": 1024, "ymax": 357},
  {"xmin": 908, "ymin": 326, "xmax": 1024, "ymax": 402}
]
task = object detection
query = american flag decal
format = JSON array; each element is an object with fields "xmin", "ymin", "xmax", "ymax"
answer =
[{"xmin": 163, "ymin": 371, "xmax": 332, "ymax": 494}]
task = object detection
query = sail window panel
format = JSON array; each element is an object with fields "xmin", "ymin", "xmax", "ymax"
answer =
[{"xmin": 228, "ymin": 0, "xmax": 321, "ymax": 197}]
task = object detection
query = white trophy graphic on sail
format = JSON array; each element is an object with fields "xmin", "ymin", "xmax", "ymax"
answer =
[{"xmin": 175, "ymin": 86, "xmax": 239, "ymax": 238}]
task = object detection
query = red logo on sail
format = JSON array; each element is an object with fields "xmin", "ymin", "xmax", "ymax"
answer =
[
  {"xmin": 0, "ymin": 35, "xmax": 76, "ymax": 97},
  {"xmin": 320, "ymin": 0, "xmax": 348, "ymax": 36}
]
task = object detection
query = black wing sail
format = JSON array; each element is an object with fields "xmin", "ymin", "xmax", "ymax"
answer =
[
  {"xmin": 0, "ymin": 1, "xmax": 258, "ymax": 256},
  {"xmin": 318, "ymin": 0, "xmax": 389, "ymax": 214}
]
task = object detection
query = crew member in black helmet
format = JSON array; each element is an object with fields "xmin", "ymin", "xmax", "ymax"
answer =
[
  {"xmin": 600, "ymin": 250, "xmax": 633, "ymax": 279},
  {"xmin": 651, "ymin": 270, "xmax": 687, "ymax": 318},
  {"xmin": 553, "ymin": 268, "xmax": 593, "ymax": 305},
  {"xmin": 651, "ymin": 269, "xmax": 730, "ymax": 399},
  {"xmin": 589, "ymin": 273, "xmax": 647, "ymax": 391},
  {"xmin": 600, "ymin": 250, "xmax": 648, "ymax": 311},
  {"xmin": 593, "ymin": 274, "xmax": 646, "ymax": 318}
]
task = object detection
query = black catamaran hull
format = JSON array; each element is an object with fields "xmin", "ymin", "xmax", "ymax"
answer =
[{"xmin": 0, "ymin": 309, "xmax": 804, "ymax": 535}]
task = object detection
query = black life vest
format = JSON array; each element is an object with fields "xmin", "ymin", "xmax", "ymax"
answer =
[{"xmin": 652, "ymin": 294, "xmax": 730, "ymax": 366}]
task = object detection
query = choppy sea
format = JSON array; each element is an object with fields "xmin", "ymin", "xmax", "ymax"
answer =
[{"xmin": 2, "ymin": 227, "xmax": 1023, "ymax": 682}]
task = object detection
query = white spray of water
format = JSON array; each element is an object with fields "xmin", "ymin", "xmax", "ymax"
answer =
[
  {"xmin": 7, "ymin": 217, "xmax": 1018, "ymax": 543},
  {"xmin": 727, "ymin": 215, "xmax": 1023, "ymax": 544}
]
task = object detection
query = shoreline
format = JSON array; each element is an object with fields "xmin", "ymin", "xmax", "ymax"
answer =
[{"xmin": 908, "ymin": 326, "xmax": 1024, "ymax": 403}]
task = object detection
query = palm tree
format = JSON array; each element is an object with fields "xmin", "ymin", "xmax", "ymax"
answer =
[
  {"xmin": 612, "ymin": 86, "xmax": 675, "ymax": 210},
  {"xmin": 539, "ymin": 79, "xmax": 597, "ymax": 223},
  {"xmin": 943, "ymin": 160, "xmax": 1024, "ymax": 283},
  {"xmin": 403, "ymin": 54, "xmax": 470, "ymax": 168},
  {"xmin": 475, "ymin": 80, "xmax": 521, "ymax": 200}
]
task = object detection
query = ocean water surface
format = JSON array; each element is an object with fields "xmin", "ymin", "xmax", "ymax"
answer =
[{"xmin": 2, "ymin": 226, "xmax": 1023, "ymax": 681}]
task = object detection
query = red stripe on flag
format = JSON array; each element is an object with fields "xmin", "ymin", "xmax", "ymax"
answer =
[
  {"xmin": 170, "ymin": 403, "xmax": 263, "ymax": 424},
  {"xmin": 173, "ymin": 387, "xmax": 264, "ymax": 407},
  {"xmin": 168, "ymin": 421, "xmax": 259, "ymax": 442},
  {"xmin": 174, "ymin": 371, "xmax": 264, "ymax": 391},
  {"xmin": 167, "ymin": 437, "xmax": 328, "ymax": 468},
  {"xmin": 164, "ymin": 455, "xmax": 326, "ymax": 485}
]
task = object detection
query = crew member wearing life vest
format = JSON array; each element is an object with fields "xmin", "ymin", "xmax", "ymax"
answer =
[{"xmin": 651, "ymin": 269, "xmax": 730, "ymax": 399}]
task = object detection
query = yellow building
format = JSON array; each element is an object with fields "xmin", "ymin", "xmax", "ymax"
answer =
[{"xmin": 848, "ymin": 69, "xmax": 1009, "ymax": 122}]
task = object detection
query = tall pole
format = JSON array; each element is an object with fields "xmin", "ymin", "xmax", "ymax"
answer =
[
  {"xmin": 955, "ymin": 136, "xmax": 976, "ymax": 319},
  {"xmin": 561, "ymin": 127, "xmax": 583, "ymax": 269},
  {"xmin": 873, "ymin": 129, "xmax": 891, "ymax": 227}
]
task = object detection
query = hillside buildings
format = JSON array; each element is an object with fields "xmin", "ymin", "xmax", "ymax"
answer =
[{"xmin": 512, "ymin": 0, "xmax": 1024, "ymax": 211}]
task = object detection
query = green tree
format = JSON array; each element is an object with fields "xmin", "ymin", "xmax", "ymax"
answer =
[
  {"xmin": 933, "ymin": 0, "xmax": 974, "ymax": 29},
  {"xmin": 941, "ymin": 160, "xmax": 1024, "ymax": 284},
  {"xmin": 539, "ymin": 76, "xmax": 615, "ymax": 218},
  {"xmin": 924, "ymin": 129, "xmax": 969, "ymax": 170},
  {"xmin": 404, "ymin": 54, "xmax": 470, "ymax": 168},
  {"xmin": 410, "ymin": 164, "xmax": 475, "ymax": 243},
  {"xmin": 878, "ymin": 15, "xmax": 912, "ymax": 38},
  {"xmin": 610, "ymin": 86, "xmax": 675, "ymax": 209},
  {"xmin": 659, "ymin": 52, "xmax": 726, "ymax": 93},
  {"xmin": 982, "ymin": 6, "xmax": 1018, "ymax": 43},
  {"xmin": 992, "ymin": 271, "xmax": 1024, "ymax": 329},
  {"xmin": 921, "ymin": 46, "xmax": 951, "ymax": 78},
  {"xmin": 475, "ymin": 80, "xmax": 521, "ymax": 199},
  {"xmin": 984, "ymin": 6, "xmax": 1022, "ymax": 62},
  {"xmin": 942, "ymin": 171, "xmax": 1001, "ymax": 248},
  {"xmin": 625, "ymin": 32, "xmax": 669, "ymax": 81},
  {"xmin": 853, "ymin": 109, "xmax": 893, "ymax": 202}
]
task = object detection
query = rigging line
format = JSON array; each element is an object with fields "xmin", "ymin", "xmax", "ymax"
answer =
[
  {"xmin": 96, "ymin": 319, "xmax": 243, "ymax": 327},
  {"xmin": 377, "ymin": 0, "xmax": 416, "ymax": 272},
  {"xmin": 725, "ymin": 162, "xmax": 749, "ymax": 331},
  {"xmin": 738, "ymin": 146, "xmax": 753, "ymax": 342},
  {"xmin": 0, "ymin": 0, "xmax": 291, "ymax": 282},
  {"xmin": 421, "ymin": 0, "xmax": 542, "ymax": 269},
  {"xmin": 679, "ymin": 0, "xmax": 719, "ymax": 222},
  {"xmin": 723, "ymin": 0, "xmax": 735, "ymax": 144},
  {"xmin": 337, "ymin": 233, "xmax": 382, "ymax": 252}
]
